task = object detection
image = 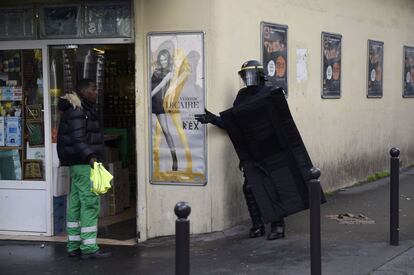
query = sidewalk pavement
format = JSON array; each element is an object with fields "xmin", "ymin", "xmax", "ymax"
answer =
[{"xmin": 1, "ymin": 168, "xmax": 414, "ymax": 275}]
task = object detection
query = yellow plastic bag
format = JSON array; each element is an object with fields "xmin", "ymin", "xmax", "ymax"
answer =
[{"xmin": 90, "ymin": 162, "xmax": 113, "ymax": 195}]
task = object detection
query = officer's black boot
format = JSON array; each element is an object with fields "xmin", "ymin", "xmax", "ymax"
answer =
[
  {"xmin": 249, "ymin": 224, "xmax": 265, "ymax": 238},
  {"xmin": 267, "ymin": 218, "xmax": 285, "ymax": 240},
  {"xmin": 243, "ymin": 183, "xmax": 265, "ymax": 238}
]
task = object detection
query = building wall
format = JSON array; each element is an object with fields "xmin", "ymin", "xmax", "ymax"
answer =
[
  {"xmin": 134, "ymin": 0, "xmax": 219, "ymax": 241},
  {"xmin": 135, "ymin": 0, "xmax": 414, "ymax": 240}
]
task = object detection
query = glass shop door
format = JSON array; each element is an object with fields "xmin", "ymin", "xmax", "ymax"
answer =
[{"xmin": 0, "ymin": 45, "xmax": 51, "ymax": 235}]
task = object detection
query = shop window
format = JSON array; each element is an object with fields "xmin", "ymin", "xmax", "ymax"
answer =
[
  {"xmin": 1, "ymin": 2, "xmax": 132, "ymax": 40},
  {"xmin": 0, "ymin": 49, "xmax": 45, "ymax": 181},
  {"xmin": 38, "ymin": 4, "xmax": 82, "ymax": 38},
  {"xmin": 85, "ymin": 2, "xmax": 132, "ymax": 38},
  {"xmin": 0, "ymin": 7, "xmax": 35, "ymax": 40}
]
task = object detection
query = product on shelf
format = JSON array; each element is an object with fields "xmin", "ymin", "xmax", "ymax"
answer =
[{"xmin": 5, "ymin": 116, "xmax": 21, "ymax": 147}]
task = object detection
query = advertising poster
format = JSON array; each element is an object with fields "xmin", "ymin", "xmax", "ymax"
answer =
[
  {"xmin": 322, "ymin": 32, "xmax": 342, "ymax": 98},
  {"xmin": 367, "ymin": 40, "xmax": 384, "ymax": 98},
  {"xmin": 261, "ymin": 22, "xmax": 288, "ymax": 95},
  {"xmin": 147, "ymin": 32, "xmax": 206, "ymax": 185},
  {"xmin": 403, "ymin": 46, "xmax": 414, "ymax": 98}
]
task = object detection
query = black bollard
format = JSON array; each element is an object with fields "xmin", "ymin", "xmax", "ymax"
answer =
[
  {"xmin": 390, "ymin": 148, "xmax": 400, "ymax": 246},
  {"xmin": 175, "ymin": 202, "xmax": 191, "ymax": 275},
  {"xmin": 309, "ymin": 167, "xmax": 322, "ymax": 275}
]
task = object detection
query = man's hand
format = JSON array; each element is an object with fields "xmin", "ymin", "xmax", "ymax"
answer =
[
  {"xmin": 194, "ymin": 109, "xmax": 216, "ymax": 124},
  {"xmin": 89, "ymin": 158, "xmax": 97, "ymax": 168}
]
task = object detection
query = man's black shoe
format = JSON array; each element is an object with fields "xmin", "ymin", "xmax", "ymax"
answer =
[
  {"xmin": 68, "ymin": 249, "xmax": 81, "ymax": 258},
  {"xmin": 267, "ymin": 221, "xmax": 285, "ymax": 240},
  {"xmin": 80, "ymin": 250, "xmax": 111, "ymax": 260},
  {"xmin": 249, "ymin": 224, "xmax": 265, "ymax": 238}
]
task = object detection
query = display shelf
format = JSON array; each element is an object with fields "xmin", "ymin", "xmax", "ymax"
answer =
[
  {"xmin": 103, "ymin": 114, "xmax": 134, "ymax": 117},
  {"xmin": 0, "ymin": 146, "xmax": 23, "ymax": 150}
]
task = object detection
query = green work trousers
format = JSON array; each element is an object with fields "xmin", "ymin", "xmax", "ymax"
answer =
[{"xmin": 67, "ymin": 164, "xmax": 100, "ymax": 254}]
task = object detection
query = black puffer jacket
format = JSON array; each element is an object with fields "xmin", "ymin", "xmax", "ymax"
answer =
[{"xmin": 57, "ymin": 92, "xmax": 104, "ymax": 166}]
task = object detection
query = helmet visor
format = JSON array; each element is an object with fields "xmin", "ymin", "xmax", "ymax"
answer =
[{"xmin": 238, "ymin": 69, "xmax": 259, "ymax": 87}]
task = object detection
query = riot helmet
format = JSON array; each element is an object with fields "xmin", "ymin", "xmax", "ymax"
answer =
[{"xmin": 238, "ymin": 60, "xmax": 266, "ymax": 87}]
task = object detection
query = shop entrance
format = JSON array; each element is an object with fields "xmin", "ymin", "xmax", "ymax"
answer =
[{"xmin": 49, "ymin": 44, "xmax": 137, "ymax": 241}]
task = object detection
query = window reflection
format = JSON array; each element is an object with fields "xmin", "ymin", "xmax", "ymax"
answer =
[{"xmin": 0, "ymin": 49, "xmax": 44, "ymax": 180}]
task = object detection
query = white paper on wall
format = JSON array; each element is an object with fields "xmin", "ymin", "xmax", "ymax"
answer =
[{"xmin": 296, "ymin": 48, "xmax": 308, "ymax": 83}]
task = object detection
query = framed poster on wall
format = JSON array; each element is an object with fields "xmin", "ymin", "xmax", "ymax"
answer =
[
  {"xmin": 321, "ymin": 32, "xmax": 342, "ymax": 98},
  {"xmin": 403, "ymin": 46, "xmax": 414, "ymax": 98},
  {"xmin": 261, "ymin": 22, "xmax": 288, "ymax": 95},
  {"xmin": 367, "ymin": 40, "xmax": 384, "ymax": 98},
  {"xmin": 147, "ymin": 32, "xmax": 206, "ymax": 185}
]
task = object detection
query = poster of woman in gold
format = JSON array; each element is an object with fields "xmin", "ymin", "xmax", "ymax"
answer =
[{"xmin": 148, "ymin": 32, "xmax": 206, "ymax": 185}]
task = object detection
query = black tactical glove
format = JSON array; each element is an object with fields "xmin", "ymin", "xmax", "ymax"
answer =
[
  {"xmin": 194, "ymin": 109, "xmax": 217, "ymax": 124},
  {"xmin": 89, "ymin": 157, "xmax": 97, "ymax": 168}
]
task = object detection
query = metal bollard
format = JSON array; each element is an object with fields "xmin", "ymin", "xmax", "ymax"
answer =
[
  {"xmin": 175, "ymin": 202, "xmax": 191, "ymax": 275},
  {"xmin": 390, "ymin": 148, "xmax": 400, "ymax": 246},
  {"xmin": 309, "ymin": 167, "xmax": 322, "ymax": 275}
]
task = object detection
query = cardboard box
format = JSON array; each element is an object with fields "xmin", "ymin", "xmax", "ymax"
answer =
[
  {"xmin": 0, "ymin": 117, "xmax": 4, "ymax": 146},
  {"xmin": 105, "ymin": 146, "xmax": 119, "ymax": 163},
  {"xmin": 121, "ymin": 181, "xmax": 130, "ymax": 209},
  {"xmin": 52, "ymin": 167, "xmax": 70, "ymax": 197},
  {"xmin": 107, "ymin": 189, "xmax": 123, "ymax": 215},
  {"xmin": 104, "ymin": 177, "xmax": 126, "ymax": 215},
  {"xmin": 5, "ymin": 116, "xmax": 21, "ymax": 147},
  {"xmin": 119, "ymin": 168, "xmax": 129, "ymax": 183},
  {"xmin": 52, "ymin": 143, "xmax": 60, "ymax": 167},
  {"xmin": 101, "ymin": 162, "xmax": 128, "ymax": 215},
  {"xmin": 106, "ymin": 161, "xmax": 122, "ymax": 185},
  {"xmin": 100, "ymin": 194, "xmax": 110, "ymax": 217}
]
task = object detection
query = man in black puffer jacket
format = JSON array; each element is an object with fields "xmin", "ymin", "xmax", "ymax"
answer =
[{"xmin": 57, "ymin": 78, "xmax": 110, "ymax": 259}]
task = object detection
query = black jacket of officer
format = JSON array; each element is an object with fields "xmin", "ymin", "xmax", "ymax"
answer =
[
  {"xmin": 195, "ymin": 60, "xmax": 286, "ymax": 240},
  {"xmin": 196, "ymin": 60, "xmax": 270, "ymax": 129},
  {"xmin": 204, "ymin": 86, "xmax": 269, "ymax": 129}
]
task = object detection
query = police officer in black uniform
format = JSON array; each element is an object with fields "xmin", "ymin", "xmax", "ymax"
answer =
[{"xmin": 195, "ymin": 60, "xmax": 285, "ymax": 240}]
